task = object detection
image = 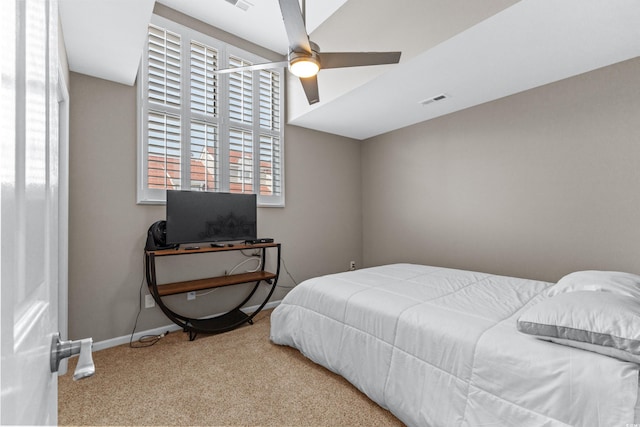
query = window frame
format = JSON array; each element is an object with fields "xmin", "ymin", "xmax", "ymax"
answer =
[{"xmin": 137, "ymin": 14, "xmax": 285, "ymax": 207}]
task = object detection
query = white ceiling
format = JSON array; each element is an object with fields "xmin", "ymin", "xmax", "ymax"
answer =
[
  {"xmin": 156, "ymin": 0, "xmax": 348, "ymax": 55},
  {"xmin": 59, "ymin": 0, "xmax": 155, "ymax": 86},
  {"xmin": 59, "ymin": 0, "xmax": 640, "ymax": 140}
]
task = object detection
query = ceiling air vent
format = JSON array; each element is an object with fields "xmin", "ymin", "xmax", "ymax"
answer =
[
  {"xmin": 225, "ymin": 0, "xmax": 254, "ymax": 12},
  {"xmin": 419, "ymin": 93, "xmax": 450, "ymax": 106}
]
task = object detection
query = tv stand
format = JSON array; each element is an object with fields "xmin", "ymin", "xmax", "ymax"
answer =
[{"xmin": 144, "ymin": 243, "xmax": 281, "ymax": 340}]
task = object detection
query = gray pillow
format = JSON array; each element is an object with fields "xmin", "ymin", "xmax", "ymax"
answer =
[{"xmin": 517, "ymin": 291, "xmax": 640, "ymax": 364}]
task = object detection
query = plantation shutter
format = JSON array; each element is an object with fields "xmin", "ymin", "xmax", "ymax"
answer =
[
  {"xmin": 189, "ymin": 121, "xmax": 218, "ymax": 191},
  {"xmin": 258, "ymin": 70, "xmax": 281, "ymax": 197},
  {"xmin": 189, "ymin": 41, "xmax": 219, "ymax": 192},
  {"xmin": 147, "ymin": 112, "xmax": 181, "ymax": 189},
  {"xmin": 146, "ymin": 24, "xmax": 182, "ymax": 190},
  {"xmin": 138, "ymin": 16, "xmax": 284, "ymax": 206},
  {"xmin": 147, "ymin": 25, "xmax": 181, "ymax": 107},
  {"xmin": 229, "ymin": 128, "xmax": 253, "ymax": 193},
  {"xmin": 258, "ymin": 135, "xmax": 281, "ymax": 196},
  {"xmin": 228, "ymin": 56, "xmax": 253, "ymax": 124},
  {"xmin": 259, "ymin": 70, "xmax": 280, "ymax": 131},
  {"xmin": 190, "ymin": 41, "xmax": 217, "ymax": 117}
]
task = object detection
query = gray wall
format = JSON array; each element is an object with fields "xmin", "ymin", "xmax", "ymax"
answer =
[
  {"xmin": 68, "ymin": 4, "xmax": 640, "ymax": 341},
  {"xmin": 362, "ymin": 57, "xmax": 640, "ymax": 283},
  {"xmin": 68, "ymin": 74, "xmax": 362, "ymax": 342}
]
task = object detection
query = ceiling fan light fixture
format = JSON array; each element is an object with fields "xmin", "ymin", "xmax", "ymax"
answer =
[
  {"xmin": 289, "ymin": 50, "xmax": 320, "ymax": 78},
  {"xmin": 290, "ymin": 58, "xmax": 319, "ymax": 78}
]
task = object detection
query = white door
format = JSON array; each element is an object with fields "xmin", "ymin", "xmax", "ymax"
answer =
[{"xmin": 1, "ymin": 0, "xmax": 61, "ymax": 424}]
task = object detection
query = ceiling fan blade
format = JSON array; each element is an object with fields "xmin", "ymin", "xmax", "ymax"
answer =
[
  {"xmin": 215, "ymin": 61, "xmax": 288, "ymax": 74},
  {"xmin": 319, "ymin": 52, "xmax": 402, "ymax": 69},
  {"xmin": 278, "ymin": 0, "xmax": 311, "ymax": 53},
  {"xmin": 299, "ymin": 75, "xmax": 320, "ymax": 105}
]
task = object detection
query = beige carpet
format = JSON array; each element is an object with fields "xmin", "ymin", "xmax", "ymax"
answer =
[{"xmin": 58, "ymin": 310, "xmax": 404, "ymax": 426}]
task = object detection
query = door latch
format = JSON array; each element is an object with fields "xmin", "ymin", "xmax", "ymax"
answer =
[{"xmin": 50, "ymin": 332, "xmax": 95, "ymax": 380}]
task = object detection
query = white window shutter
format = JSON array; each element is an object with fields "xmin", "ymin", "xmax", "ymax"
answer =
[
  {"xmin": 190, "ymin": 121, "xmax": 218, "ymax": 191},
  {"xmin": 190, "ymin": 41, "xmax": 217, "ymax": 117},
  {"xmin": 147, "ymin": 25, "xmax": 181, "ymax": 108},
  {"xmin": 259, "ymin": 135, "xmax": 281, "ymax": 196},
  {"xmin": 259, "ymin": 69, "xmax": 280, "ymax": 132},
  {"xmin": 228, "ymin": 56, "xmax": 253, "ymax": 124},
  {"xmin": 147, "ymin": 112, "xmax": 181, "ymax": 190},
  {"xmin": 138, "ymin": 16, "xmax": 284, "ymax": 206},
  {"xmin": 229, "ymin": 128, "xmax": 253, "ymax": 193},
  {"xmin": 257, "ymin": 69, "xmax": 282, "ymax": 198}
]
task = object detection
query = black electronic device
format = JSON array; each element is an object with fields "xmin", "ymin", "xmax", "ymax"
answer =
[
  {"xmin": 165, "ymin": 190, "xmax": 257, "ymax": 245},
  {"xmin": 245, "ymin": 238, "xmax": 274, "ymax": 244},
  {"xmin": 145, "ymin": 220, "xmax": 179, "ymax": 251}
]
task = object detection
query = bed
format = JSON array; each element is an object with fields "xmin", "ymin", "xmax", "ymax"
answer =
[{"xmin": 270, "ymin": 264, "xmax": 640, "ymax": 426}]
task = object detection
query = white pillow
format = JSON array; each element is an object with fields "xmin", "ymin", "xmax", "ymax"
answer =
[
  {"xmin": 547, "ymin": 270, "xmax": 640, "ymax": 299},
  {"xmin": 517, "ymin": 291, "xmax": 640, "ymax": 364}
]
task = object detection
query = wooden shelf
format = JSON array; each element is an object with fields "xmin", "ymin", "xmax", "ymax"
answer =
[
  {"xmin": 145, "ymin": 241, "xmax": 281, "ymax": 339},
  {"xmin": 156, "ymin": 271, "xmax": 277, "ymax": 296},
  {"xmin": 149, "ymin": 242, "xmax": 278, "ymax": 257}
]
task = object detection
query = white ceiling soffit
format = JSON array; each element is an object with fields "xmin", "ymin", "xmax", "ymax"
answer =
[
  {"xmin": 59, "ymin": 0, "xmax": 155, "ymax": 86},
  {"xmin": 156, "ymin": 0, "xmax": 349, "ymax": 55},
  {"xmin": 290, "ymin": 0, "xmax": 640, "ymax": 140},
  {"xmin": 58, "ymin": 0, "xmax": 640, "ymax": 140}
]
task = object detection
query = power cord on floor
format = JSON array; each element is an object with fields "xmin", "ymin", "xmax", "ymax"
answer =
[
  {"xmin": 129, "ymin": 255, "xmax": 169, "ymax": 348},
  {"xmin": 131, "ymin": 331, "xmax": 170, "ymax": 348}
]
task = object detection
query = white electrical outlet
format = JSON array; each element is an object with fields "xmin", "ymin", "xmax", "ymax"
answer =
[
  {"xmin": 349, "ymin": 261, "xmax": 356, "ymax": 271},
  {"xmin": 144, "ymin": 294, "xmax": 155, "ymax": 308},
  {"xmin": 187, "ymin": 291, "xmax": 196, "ymax": 301}
]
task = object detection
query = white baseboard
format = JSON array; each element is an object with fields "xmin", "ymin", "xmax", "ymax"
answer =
[{"xmin": 93, "ymin": 300, "xmax": 282, "ymax": 352}]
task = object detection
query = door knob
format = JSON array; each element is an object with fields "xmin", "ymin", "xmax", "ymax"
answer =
[{"xmin": 50, "ymin": 332, "xmax": 95, "ymax": 380}]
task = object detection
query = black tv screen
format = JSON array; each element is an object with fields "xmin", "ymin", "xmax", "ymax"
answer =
[{"xmin": 165, "ymin": 190, "xmax": 257, "ymax": 244}]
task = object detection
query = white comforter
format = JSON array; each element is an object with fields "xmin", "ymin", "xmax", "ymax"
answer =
[{"xmin": 270, "ymin": 264, "xmax": 639, "ymax": 427}]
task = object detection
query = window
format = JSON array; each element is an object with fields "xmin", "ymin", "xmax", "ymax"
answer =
[{"xmin": 138, "ymin": 15, "xmax": 284, "ymax": 206}]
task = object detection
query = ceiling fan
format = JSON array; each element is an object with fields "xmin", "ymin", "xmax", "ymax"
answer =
[{"xmin": 216, "ymin": 0, "xmax": 402, "ymax": 105}]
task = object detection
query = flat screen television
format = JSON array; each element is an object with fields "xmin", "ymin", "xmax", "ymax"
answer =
[{"xmin": 165, "ymin": 190, "xmax": 257, "ymax": 244}]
